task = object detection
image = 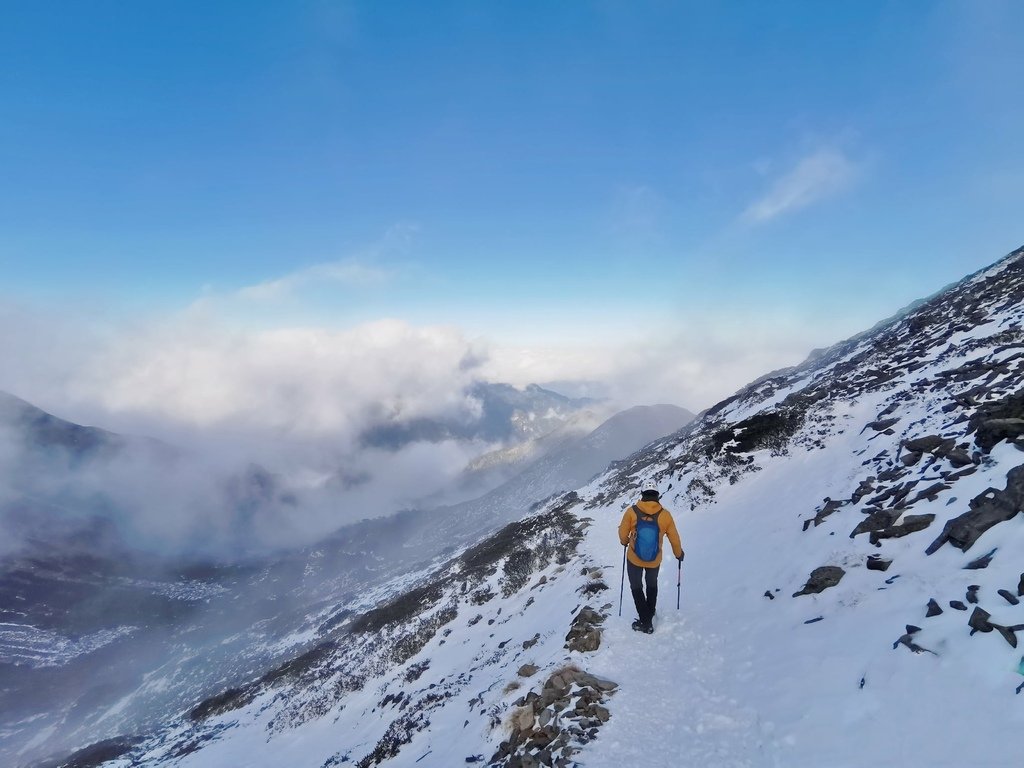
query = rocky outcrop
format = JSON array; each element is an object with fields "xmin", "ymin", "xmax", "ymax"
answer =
[
  {"xmin": 491, "ymin": 666, "xmax": 618, "ymax": 768},
  {"xmin": 969, "ymin": 392, "xmax": 1024, "ymax": 451},
  {"xmin": 564, "ymin": 607, "xmax": 604, "ymax": 653}
]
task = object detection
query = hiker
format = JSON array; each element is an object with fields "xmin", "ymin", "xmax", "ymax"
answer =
[{"xmin": 618, "ymin": 485, "xmax": 684, "ymax": 633}]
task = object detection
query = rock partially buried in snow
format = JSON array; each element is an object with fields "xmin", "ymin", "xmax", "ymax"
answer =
[
  {"xmin": 793, "ymin": 566, "xmax": 845, "ymax": 597},
  {"xmin": 564, "ymin": 606, "xmax": 605, "ymax": 653},
  {"xmin": 866, "ymin": 555, "xmax": 893, "ymax": 572}
]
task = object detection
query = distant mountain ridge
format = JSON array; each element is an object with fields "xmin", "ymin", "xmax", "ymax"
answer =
[{"xmin": 358, "ymin": 382, "xmax": 598, "ymax": 450}]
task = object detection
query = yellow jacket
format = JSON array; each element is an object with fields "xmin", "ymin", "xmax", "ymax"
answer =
[{"xmin": 618, "ymin": 500, "xmax": 683, "ymax": 567}]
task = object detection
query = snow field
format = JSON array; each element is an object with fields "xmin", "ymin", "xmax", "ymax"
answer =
[{"xmin": 575, "ymin": 421, "xmax": 1024, "ymax": 767}]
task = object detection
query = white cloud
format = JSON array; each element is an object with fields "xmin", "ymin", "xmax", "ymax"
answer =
[
  {"xmin": 482, "ymin": 310, "xmax": 828, "ymax": 413},
  {"xmin": 743, "ymin": 148, "xmax": 860, "ymax": 223},
  {"xmin": 76, "ymin": 318, "xmax": 485, "ymax": 439}
]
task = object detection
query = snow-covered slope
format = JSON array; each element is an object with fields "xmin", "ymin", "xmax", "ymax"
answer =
[{"xmin": 26, "ymin": 245, "xmax": 1024, "ymax": 767}]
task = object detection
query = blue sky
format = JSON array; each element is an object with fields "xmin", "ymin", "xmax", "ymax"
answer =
[{"xmin": 1, "ymin": 1, "xmax": 1023, "ymax": 418}]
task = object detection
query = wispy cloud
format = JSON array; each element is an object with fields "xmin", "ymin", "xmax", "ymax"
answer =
[
  {"xmin": 238, "ymin": 223, "xmax": 416, "ymax": 300},
  {"xmin": 743, "ymin": 148, "xmax": 860, "ymax": 223},
  {"xmin": 239, "ymin": 260, "xmax": 395, "ymax": 300}
]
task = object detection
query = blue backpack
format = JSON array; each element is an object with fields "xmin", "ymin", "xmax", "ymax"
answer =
[{"xmin": 633, "ymin": 505, "xmax": 662, "ymax": 562}]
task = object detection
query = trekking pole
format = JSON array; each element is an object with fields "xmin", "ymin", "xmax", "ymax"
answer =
[
  {"xmin": 676, "ymin": 558, "xmax": 682, "ymax": 610},
  {"xmin": 618, "ymin": 544, "xmax": 626, "ymax": 617}
]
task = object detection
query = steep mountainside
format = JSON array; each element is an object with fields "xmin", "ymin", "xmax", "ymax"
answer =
[{"xmin": 25, "ymin": 246, "xmax": 1024, "ymax": 767}]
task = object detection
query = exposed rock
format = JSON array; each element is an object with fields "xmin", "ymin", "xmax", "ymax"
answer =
[
  {"xmin": 999, "ymin": 589, "xmax": 1020, "ymax": 606},
  {"xmin": 852, "ymin": 478, "xmax": 876, "ymax": 503},
  {"xmin": 950, "ymin": 600, "xmax": 968, "ymax": 611},
  {"xmin": 893, "ymin": 624, "xmax": 936, "ymax": 655},
  {"xmin": 869, "ymin": 514, "xmax": 936, "ymax": 544},
  {"xmin": 967, "ymin": 585, "xmax": 980, "ymax": 604},
  {"xmin": 901, "ymin": 451, "xmax": 923, "ymax": 466},
  {"xmin": 866, "ymin": 418, "xmax": 901, "ymax": 432},
  {"xmin": 851, "ymin": 510, "xmax": 900, "ymax": 538},
  {"xmin": 994, "ymin": 624, "xmax": 1019, "ymax": 648},
  {"xmin": 976, "ymin": 418, "xmax": 1024, "ymax": 451},
  {"xmin": 926, "ymin": 599, "xmax": 943, "ymax": 617},
  {"xmin": 969, "ymin": 607, "xmax": 994, "ymax": 634},
  {"xmin": 51, "ymin": 737, "xmax": 144, "ymax": 768},
  {"xmin": 866, "ymin": 555, "xmax": 892, "ymax": 572},
  {"xmin": 946, "ymin": 449, "xmax": 974, "ymax": 468},
  {"xmin": 903, "ymin": 435, "xmax": 946, "ymax": 454},
  {"xmin": 513, "ymin": 706, "xmax": 536, "ymax": 733},
  {"xmin": 518, "ymin": 664, "xmax": 540, "ymax": 678},
  {"xmin": 564, "ymin": 606, "xmax": 605, "ymax": 653},
  {"xmin": 965, "ymin": 549, "xmax": 997, "ymax": 570},
  {"xmin": 927, "ymin": 465, "xmax": 1024, "ymax": 554},
  {"xmin": 793, "ymin": 566, "xmax": 845, "ymax": 597},
  {"xmin": 908, "ymin": 483, "xmax": 950, "ymax": 505},
  {"xmin": 493, "ymin": 662, "xmax": 618, "ymax": 767},
  {"xmin": 813, "ymin": 497, "xmax": 847, "ymax": 526}
]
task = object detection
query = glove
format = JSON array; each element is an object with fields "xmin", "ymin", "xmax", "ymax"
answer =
[{"xmin": 677, "ymin": 552, "xmax": 685, "ymax": 562}]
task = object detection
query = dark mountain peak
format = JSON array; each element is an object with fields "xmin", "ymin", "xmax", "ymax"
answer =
[{"xmin": 0, "ymin": 390, "xmax": 123, "ymax": 462}]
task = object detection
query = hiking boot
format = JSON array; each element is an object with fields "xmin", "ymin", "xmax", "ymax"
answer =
[
  {"xmin": 641, "ymin": 622, "xmax": 654, "ymax": 634},
  {"xmin": 631, "ymin": 619, "xmax": 644, "ymax": 632}
]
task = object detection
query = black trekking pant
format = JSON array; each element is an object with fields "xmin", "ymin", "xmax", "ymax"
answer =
[{"xmin": 627, "ymin": 561, "xmax": 660, "ymax": 626}]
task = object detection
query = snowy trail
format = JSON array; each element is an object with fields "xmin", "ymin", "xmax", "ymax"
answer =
[
  {"xmin": 580, "ymin": 511, "xmax": 776, "ymax": 768},
  {"xmin": 586, "ymin": 610, "xmax": 773, "ymax": 768}
]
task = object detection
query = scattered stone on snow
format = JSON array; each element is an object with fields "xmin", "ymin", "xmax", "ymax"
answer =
[
  {"xmin": 893, "ymin": 624, "xmax": 937, "ymax": 655},
  {"xmin": 926, "ymin": 599, "xmax": 943, "ymax": 617},
  {"xmin": 969, "ymin": 607, "xmax": 994, "ymax": 634},
  {"xmin": 966, "ymin": 585, "xmax": 980, "ymax": 604},
  {"xmin": 866, "ymin": 555, "xmax": 893, "ymax": 571},
  {"xmin": 950, "ymin": 600, "xmax": 968, "ymax": 611},
  {"xmin": 793, "ymin": 566, "xmax": 846, "ymax": 597},
  {"xmin": 1002, "ymin": 589, "xmax": 1022, "ymax": 606},
  {"xmin": 964, "ymin": 549, "xmax": 998, "ymax": 570}
]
